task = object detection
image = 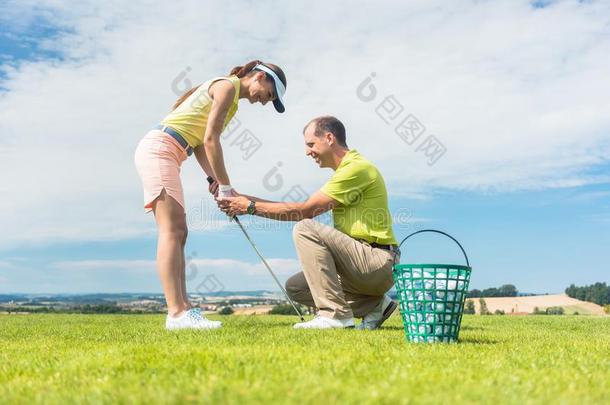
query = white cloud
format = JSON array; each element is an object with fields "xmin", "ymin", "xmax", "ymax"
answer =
[
  {"xmin": 14, "ymin": 257, "xmax": 301, "ymax": 293},
  {"xmin": 1, "ymin": 0, "xmax": 609, "ymax": 249},
  {"xmin": 51, "ymin": 259, "xmax": 155, "ymax": 271},
  {"xmin": 50, "ymin": 257, "xmax": 299, "ymax": 276},
  {"xmin": 0, "ymin": 261, "xmax": 14, "ymax": 269}
]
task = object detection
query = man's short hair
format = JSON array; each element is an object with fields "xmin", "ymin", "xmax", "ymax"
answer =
[{"xmin": 304, "ymin": 116, "xmax": 348, "ymax": 148}]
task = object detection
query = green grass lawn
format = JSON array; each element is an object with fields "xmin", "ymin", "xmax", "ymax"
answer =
[{"xmin": 1, "ymin": 314, "xmax": 609, "ymax": 404}]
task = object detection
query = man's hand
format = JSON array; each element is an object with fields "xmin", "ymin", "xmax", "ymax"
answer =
[{"xmin": 218, "ymin": 196, "xmax": 250, "ymax": 216}]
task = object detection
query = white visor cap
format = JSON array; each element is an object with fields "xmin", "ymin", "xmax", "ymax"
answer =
[{"xmin": 253, "ymin": 63, "xmax": 286, "ymax": 113}]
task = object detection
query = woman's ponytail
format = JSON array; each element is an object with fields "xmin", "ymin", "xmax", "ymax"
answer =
[
  {"xmin": 229, "ymin": 60, "xmax": 263, "ymax": 78},
  {"xmin": 171, "ymin": 86, "xmax": 201, "ymax": 110}
]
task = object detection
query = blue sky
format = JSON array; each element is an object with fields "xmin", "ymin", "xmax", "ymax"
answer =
[
  {"xmin": 0, "ymin": 0, "xmax": 609, "ymax": 294},
  {"xmin": 2, "ymin": 179, "xmax": 608, "ymax": 294}
]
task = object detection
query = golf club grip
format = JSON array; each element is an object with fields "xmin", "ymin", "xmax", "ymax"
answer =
[
  {"xmin": 208, "ymin": 176, "xmax": 237, "ymax": 221},
  {"xmin": 398, "ymin": 229, "xmax": 470, "ymax": 267}
]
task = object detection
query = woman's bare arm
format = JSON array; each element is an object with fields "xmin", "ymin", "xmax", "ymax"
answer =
[
  {"xmin": 203, "ymin": 80, "xmax": 235, "ymax": 186},
  {"xmin": 193, "ymin": 145, "xmax": 214, "ymax": 178}
]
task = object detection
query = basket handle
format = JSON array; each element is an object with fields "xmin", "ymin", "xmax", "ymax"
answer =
[{"xmin": 398, "ymin": 229, "xmax": 470, "ymax": 267}]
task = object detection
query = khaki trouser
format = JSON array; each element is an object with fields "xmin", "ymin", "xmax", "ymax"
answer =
[{"xmin": 286, "ymin": 218, "xmax": 399, "ymax": 319}]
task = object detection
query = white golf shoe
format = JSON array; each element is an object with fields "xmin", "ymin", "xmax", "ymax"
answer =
[
  {"xmin": 357, "ymin": 295, "xmax": 397, "ymax": 330},
  {"xmin": 166, "ymin": 308, "xmax": 222, "ymax": 331},
  {"xmin": 293, "ymin": 315, "xmax": 355, "ymax": 329}
]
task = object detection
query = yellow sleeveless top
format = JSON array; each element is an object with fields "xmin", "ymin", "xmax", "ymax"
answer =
[{"xmin": 161, "ymin": 75, "xmax": 240, "ymax": 148}]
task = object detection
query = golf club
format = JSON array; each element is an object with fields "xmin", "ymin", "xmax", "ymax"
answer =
[{"xmin": 207, "ymin": 176, "xmax": 305, "ymax": 321}]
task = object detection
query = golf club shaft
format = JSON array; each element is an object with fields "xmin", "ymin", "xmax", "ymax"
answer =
[
  {"xmin": 232, "ymin": 216, "xmax": 305, "ymax": 321},
  {"xmin": 208, "ymin": 176, "xmax": 305, "ymax": 321}
]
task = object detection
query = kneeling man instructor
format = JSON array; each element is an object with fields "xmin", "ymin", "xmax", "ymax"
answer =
[{"xmin": 219, "ymin": 116, "xmax": 399, "ymax": 329}]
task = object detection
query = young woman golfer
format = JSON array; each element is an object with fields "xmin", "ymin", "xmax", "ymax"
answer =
[{"xmin": 134, "ymin": 60, "xmax": 287, "ymax": 330}]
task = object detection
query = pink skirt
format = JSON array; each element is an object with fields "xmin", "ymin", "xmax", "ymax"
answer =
[{"xmin": 134, "ymin": 129, "xmax": 188, "ymax": 213}]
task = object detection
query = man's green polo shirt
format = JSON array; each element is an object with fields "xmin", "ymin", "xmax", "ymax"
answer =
[{"xmin": 320, "ymin": 149, "xmax": 397, "ymax": 245}]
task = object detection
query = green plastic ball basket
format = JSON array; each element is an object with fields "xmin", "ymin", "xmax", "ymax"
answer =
[{"xmin": 393, "ymin": 229, "xmax": 472, "ymax": 343}]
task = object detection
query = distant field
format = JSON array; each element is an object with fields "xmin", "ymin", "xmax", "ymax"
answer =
[
  {"xmin": 468, "ymin": 293, "xmax": 607, "ymax": 315},
  {"xmin": 1, "ymin": 314, "xmax": 609, "ymax": 404}
]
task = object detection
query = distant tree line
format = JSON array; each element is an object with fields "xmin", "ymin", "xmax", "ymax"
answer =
[
  {"xmin": 464, "ymin": 300, "xmax": 475, "ymax": 314},
  {"xmin": 533, "ymin": 306, "xmax": 565, "ymax": 315},
  {"xmin": 467, "ymin": 284, "xmax": 518, "ymax": 298},
  {"xmin": 565, "ymin": 282, "xmax": 610, "ymax": 306},
  {"xmin": 0, "ymin": 304, "xmax": 163, "ymax": 314},
  {"xmin": 269, "ymin": 304, "xmax": 308, "ymax": 315},
  {"xmin": 463, "ymin": 298, "xmax": 505, "ymax": 315},
  {"xmin": 218, "ymin": 306, "xmax": 234, "ymax": 315}
]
